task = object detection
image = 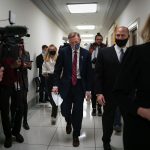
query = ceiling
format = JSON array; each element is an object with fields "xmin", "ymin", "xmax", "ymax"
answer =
[{"xmin": 31, "ymin": 0, "xmax": 130, "ymax": 40}]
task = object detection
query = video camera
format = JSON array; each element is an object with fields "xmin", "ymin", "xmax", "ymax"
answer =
[{"xmin": 0, "ymin": 25, "xmax": 30, "ymax": 61}]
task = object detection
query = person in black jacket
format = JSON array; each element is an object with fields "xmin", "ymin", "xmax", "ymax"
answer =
[
  {"xmin": 114, "ymin": 16, "xmax": 150, "ymax": 150},
  {"xmin": 36, "ymin": 45, "xmax": 48, "ymax": 102},
  {"xmin": 95, "ymin": 26, "xmax": 130, "ymax": 150}
]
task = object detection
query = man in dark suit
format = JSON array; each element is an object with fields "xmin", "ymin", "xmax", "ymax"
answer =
[
  {"xmin": 95, "ymin": 26, "xmax": 130, "ymax": 150},
  {"xmin": 36, "ymin": 45, "xmax": 48, "ymax": 102},
  {"xmin": 52, "ymin": 32, "xmax": 91, "ymax": 147}
]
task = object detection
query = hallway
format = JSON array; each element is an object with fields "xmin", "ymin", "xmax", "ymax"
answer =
[{"xmin": 0, "ymin": 101, "xmax": 123, "ymax": 150}]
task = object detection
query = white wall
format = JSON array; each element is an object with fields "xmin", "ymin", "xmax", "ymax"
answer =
[
  {"xmin": 0, "ymin": 0, "xmax": 66, "ymax": 102},
  {"xmin": 108, "ymin": 0, "xmax": 150, "ymax": 45}
]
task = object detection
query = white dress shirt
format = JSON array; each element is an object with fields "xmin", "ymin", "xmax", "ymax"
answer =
[
  {"xmin": 42, "ymin": 58, "xmax": 56, "ymax": 75},
  {"xmin": 72, "ymin": 48, "xmax": 81, "ymax": 79},
  {"xmin": 114, "ymin": 44, "xmax": 126, "ymax": 62}
]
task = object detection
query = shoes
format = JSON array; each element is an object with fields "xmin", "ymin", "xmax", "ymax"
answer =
[
  {"xmin": 98, "ymin": 110, "xmax": 102, "ymax": 116},
  {"xmin": 66, "ymin": 123, "xmax": 72, "ymax": 134},
  {"xmin": 23, "ymin": 121, "xmax": 30, "ymax": 130},
  {"xmin": 113, "ymin": 125, "xmax": 121, "ymax": 133},
  {"xmin": 12, "ymin": 133, "xmax": 24, "ymax": 143},
  {"xmin": 4, "ymin": 137, "xmax": 12, "ymax": 148},
  {"xmin": 103, "ymin": 143, "xmax": 112, "ymax": 150},
  {"xmin": 73, "ymin": 137, "xmax": 80, "ymax": 147},
  {"xmin": 91, "ymin": 108, "xmax": 96, "ymax": 116},
  {"xmin": 51, "ymin": 117, "xmax": 56, "ymax": 125}
]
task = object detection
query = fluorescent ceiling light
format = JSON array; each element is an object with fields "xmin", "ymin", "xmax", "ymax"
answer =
[
  {"xmin": 81, "ymin": 34, "xmax": 94, "ymax": 38},
  {"xmin": 76, "ymin": 25, "xmax": 95, "ymax": 30},
  {"xmin": 67, "ymin": 3, "xmax": 97, "ymax": 13},
  {"xmin": 82, "ymin": 39, "xmax": 94, "ymax": 42}
]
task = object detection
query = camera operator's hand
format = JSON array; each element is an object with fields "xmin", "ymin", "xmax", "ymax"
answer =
[
  {"xmin": 0, "ymin": 66, "xmax": 4, "ymax": 82},
  {"xmin": 11, "ymin": 59, "xmax": 22, "ymax": 68}
]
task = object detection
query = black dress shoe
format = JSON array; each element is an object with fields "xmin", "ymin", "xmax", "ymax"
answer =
[
  {"xmin": 4, "ymin": 137, "xmax": 12, "ymax": 148},
  {"xmin": 103, "ymin": 143, "xmax": 112, "ymax": 150},
  {"xmin": 113, "ymin": 125, "xmax": 121, "ymax": 133},
  {"xmin": 66, "ymin": 124, "xmax": 72, "ymax": 134},
  {"xmin": 23, "ymin": 121, "xmax": 30, "ymax": 130},
  {"xmin": 12, "ymin": 133, "xmax": 24, "ymax": 143},
  {"xmin": 91, "ymin": 108, "xmax": 96, "ymax": 116},
  {"xmin": 73, "ymin": 137, "xmax": 80, "ymax": 147}
]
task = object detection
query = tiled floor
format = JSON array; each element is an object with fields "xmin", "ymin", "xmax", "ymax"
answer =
[{"xmin": 0, "ymin": 101, "xmax": 123, "ymax": 150}]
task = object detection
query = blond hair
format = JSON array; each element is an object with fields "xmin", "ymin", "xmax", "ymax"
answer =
[
  {"xmin": 44, "ymin": 44, "xmax": 57, "ymax": 62},
  {"xmin": 141, "ymin": 15, "xmax": 150, "ymax": 42}
]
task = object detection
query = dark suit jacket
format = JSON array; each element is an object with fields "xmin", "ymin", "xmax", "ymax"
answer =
[
  {"xmin": 54, "ymin": 45, "xmax": 92, "ymax": 99},
  {"xmin": 114, "ymin": 42, "xmax": 150, "ymax": 115},
  {"xmin": 36, "ymin": 54, "xmax": 44, "ymax": 76},
  {"xmin": 95, "ymin": 45, "xmax": 122, "ymax": 96}
]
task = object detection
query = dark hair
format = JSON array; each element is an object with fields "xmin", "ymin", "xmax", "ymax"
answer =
[
  {"xmin": 42, "ymin": 45, "xmax": 48, "ymax": 49},
  {"xmin": 95, "ymin": 32, "xmax": 103, "ymax": 41}
]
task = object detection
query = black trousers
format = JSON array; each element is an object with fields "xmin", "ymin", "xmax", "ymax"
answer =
[
  {"xmin": 0, "ymin": 86, "xmax": 24, "ymax": 138},
  {"xmin": 61, "ymin": 80, "xmax": 85, "ymax": 138},
  {"xmin": 10, "ymin": 88, "xmax": 24, "ymax": 134},
  {"xmin": 39, "ymin": 75, "xmax": 48, "ymax": 102},
  {"xmin": 102, "ymin": 95, "xmax": 117, "ymax": 143},
  {"xmin": 45, "ymin": 74, "xmax": 58, "ymax": 118},
  {"xmin": 91, "ymin": 69, "xmax": 101, "ymax": 110},
  {"xmin": 0, "ymin": 86, "xmax": 12, "ymax": 138}
]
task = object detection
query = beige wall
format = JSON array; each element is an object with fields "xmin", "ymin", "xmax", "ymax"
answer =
[{"xmin": 107, "ymin": 0, "xmax": 150, "ymax": 45}]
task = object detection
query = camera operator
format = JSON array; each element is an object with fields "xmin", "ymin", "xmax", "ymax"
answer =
[
  {"xmin": 0, "ymin": 26, "xmax": 29, "ymax": 148},
  {"xmin": 88, "ymin": 33, "xmax": 107, "ymax": 116},
  {"xmin": 0, "ymin": 52, "xmax": 25, "ymax": 147}
]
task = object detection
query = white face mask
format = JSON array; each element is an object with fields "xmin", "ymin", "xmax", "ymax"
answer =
[{"xmin": 42, "ymin": 50, "xmax": 46, "ymax": 55}]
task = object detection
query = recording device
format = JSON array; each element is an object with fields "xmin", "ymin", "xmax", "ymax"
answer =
[{"xmin": 0, "ymin": 25, "xmax": 30, "ymax": 61}]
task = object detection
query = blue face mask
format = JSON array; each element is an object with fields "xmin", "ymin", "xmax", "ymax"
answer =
[
  {"xmin": 75, "ymin": 43, "xmax": 80, "ymax": 50},
  {"xmin": 72, "ymin": 43, "xmax": 80, "ymax": 50}
]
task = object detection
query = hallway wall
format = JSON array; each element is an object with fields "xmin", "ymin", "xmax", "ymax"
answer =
[{"xmin": 108, "ymin": 0, "xmax": 150, "ymax": 46}]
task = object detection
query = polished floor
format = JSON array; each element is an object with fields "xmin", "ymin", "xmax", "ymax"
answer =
[{"xmin": 0, "ymin": 101, "xmax": 123, "ymax": 150}]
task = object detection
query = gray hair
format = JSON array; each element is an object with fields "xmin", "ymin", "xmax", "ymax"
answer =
[{"xmin": 68, "ymin": 32, "xmax": 80, "ymax": 39}]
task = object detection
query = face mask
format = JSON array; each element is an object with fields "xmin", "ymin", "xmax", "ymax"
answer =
[
  {"xmin": 42, "ymin": 50, "xmax": 46, "ymax": 55},
  {"xmin": 49, "ymin": 51, "xmax": 56, "ymax": 55},
  {"xmin": 71, "ymin": 43, "xmax": 80, "ymax": 50},
  {"xmin": 115, "ymin": 38, "xmax": 128, "ymax": 47}
]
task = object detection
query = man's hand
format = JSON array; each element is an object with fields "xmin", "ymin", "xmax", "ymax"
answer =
[
  {"xmin": 0, "ymin": 66, "xmax": 4, "ymax": 82},
  {"xmin": 52, "ymin": 86, "xmax": 59, "ymax": 94},
  {"xmin": 11, "ymin": 59, "xmax": 21, "ymax": 68},
  {"xmin": 85, "ymin": 91, "xmax": 91, "ymax": 101},
  {"xmin": 97, "ymin": 94, "xmax": 105, "ymax": 105},
  {"xmin": 137, "ymin": 107, "xmax": 150, "ymax": 121}
]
